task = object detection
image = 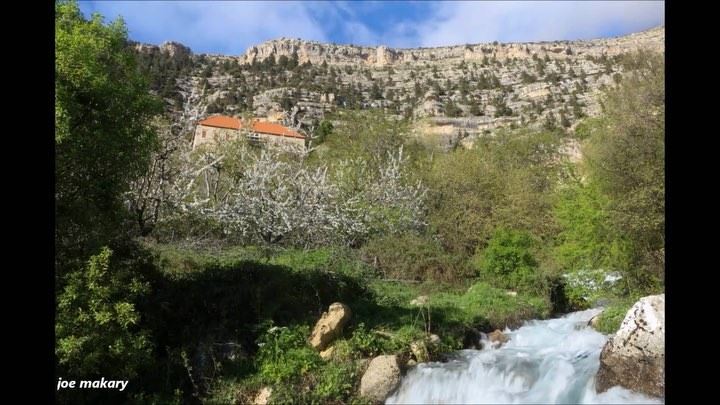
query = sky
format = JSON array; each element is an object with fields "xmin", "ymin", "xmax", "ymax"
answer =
[{"xmin": 78, "ymin": 1, "xmax": 665, "ymax": 55}]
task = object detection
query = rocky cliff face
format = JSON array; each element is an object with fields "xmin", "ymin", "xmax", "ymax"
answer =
[
  {"xmin": 134, "ymin": 26, "xmax": 664, "ymax": 148},
  {"xmin": 240, "ymin": 27, "xmax": 663, "ymax": 67}
]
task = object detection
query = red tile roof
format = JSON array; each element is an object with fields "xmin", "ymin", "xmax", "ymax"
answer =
[
  {"xmin": 250, "ymin": 121, "xmax": 305, "ymax": 139},
  {"xmin": 198, "ymin": 115, "xmax": 241, "ymax": 130},
  {"xmin": 198, "ymin": 115, "xmax": 305, "ymax": 139}
]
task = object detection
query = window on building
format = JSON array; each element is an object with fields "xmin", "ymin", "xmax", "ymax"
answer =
[{"xmin": 202, "ymin": 129, "xmax": 207, "ymax": 138}]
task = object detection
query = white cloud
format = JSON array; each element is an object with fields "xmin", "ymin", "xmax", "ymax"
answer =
[
  {"xmin": 81, "ymin": 1, "xmax": 327, "ymax": 55},
  {"xmin": 415, "ymin": 1, "xmax": 665, "ymax": 47},
  {"xmin": 81, "ymin": 1, "xmax": 664, "ymax": 53}
]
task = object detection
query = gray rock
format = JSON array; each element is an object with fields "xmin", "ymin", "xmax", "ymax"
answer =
[
  {"xmin": 359, "ymin": 355, "xmax": 402, "ymax": 403},
  {"xmin": 596, "ymin": 294, "xmax": 664, "ymax": 398}
]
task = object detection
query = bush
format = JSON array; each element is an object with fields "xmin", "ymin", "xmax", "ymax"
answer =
[
  {"xmin": 475, "ymin": 228, "xmax": 540, "ymax": 291},
  {"xmin": 361, "ymin": 233, "xmax": 469, "ymax": 282},
  {"xmin": 255, "ymin": 325, "xmax": 321, "ymax": 384},
  {"xmin": 310, "ymin": 362, "xmax": 356, "ymax": 402},
  {"xmin": 346, "ymin": 323, "xmax": 384, "ymax": 358},
  {"xmin": 56, "ymin": 247, "xmax": 154, "ymax": 402}
]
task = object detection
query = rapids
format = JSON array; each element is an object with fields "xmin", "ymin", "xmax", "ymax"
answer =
[{"xmin": 386, "ymin": 309, "xmax": 662, "ymax": 404}]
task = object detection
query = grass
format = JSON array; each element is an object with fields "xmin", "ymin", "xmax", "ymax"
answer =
[
  {"xmin": 143, "ymin": 242, "xmax": 556, "ymax": 404},
  {"xmin": 594, "ymin": 298, "xmax": 635, "ymax": 335}
]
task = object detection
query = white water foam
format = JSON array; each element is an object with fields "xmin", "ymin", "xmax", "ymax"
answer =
[{"xmin": 386, "ymin": 309, "xmax": 662, "ymax": 404}]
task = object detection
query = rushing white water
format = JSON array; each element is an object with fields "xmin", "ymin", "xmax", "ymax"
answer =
[{"xmin": 386, "ymin": 309, "xmax": 662, "ymax": 404}]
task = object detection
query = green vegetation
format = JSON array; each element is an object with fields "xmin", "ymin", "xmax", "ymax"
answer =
[
  {"xmin": 54, "ymin": 2, "xmax": 664, "ymax": 402},
  {"xmin": 474, "ymin": 228, "xmax": 540, "ymax": 291},
  {"xmin": 594, "ymin": 299, "xmax": 636, "ymax": 335},
  {"xmin": 55, "ymin": 0, "xmax": 162, "ymax": 262}
]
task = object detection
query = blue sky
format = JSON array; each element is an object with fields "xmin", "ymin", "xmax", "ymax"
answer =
[{"xmin": 78, "ymin": 1, "xmax": 664, "ymax": 55}]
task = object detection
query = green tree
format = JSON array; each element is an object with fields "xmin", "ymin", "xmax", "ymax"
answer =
[
  {"xmin": 582, "ymin": 51, "xmax": 664, "ymax": 289},
  {"xmin": 427, "ymin": 129, "xmax": 562, "ymax": 254},
  {"xmin": 553, "ymin": 179, "xmax": 626, "ymax": 272},
  {"xmin": 313, "ymin": 119, "xmax": 334, "ymax": 146},
  {"xmin": 55, "ymin": 0, "xmax": 161, "ymax": 261}
]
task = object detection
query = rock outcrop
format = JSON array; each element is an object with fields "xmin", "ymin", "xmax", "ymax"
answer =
[
  {"xmin": 359, "ymin": 355, "xmax": 402, "ymax": 403},
  {"xmin": 309, "ymin": 302, "xmax": 352, "ymax": 351},
  {"xmin": 238, "ymin": 27, "xmax": 664, "ymax": 67},
  {"xmin": 595, "ymin": 294, "xmax": 665, "ymax": 398}
]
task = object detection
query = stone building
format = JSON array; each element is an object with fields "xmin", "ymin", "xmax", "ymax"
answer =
[{"xmin": 192, "ymin": 115, "xmax": 306, "ymax": 150}]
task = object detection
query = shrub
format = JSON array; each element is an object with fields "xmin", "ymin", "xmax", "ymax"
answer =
[
  {"xmin": 474, "ymin": 228, "xmax": 539, "ymax": 291},
  {"xmin": 56, "ymin": 247, "xmax": 154, "ymax": 402},
  {"xmin": 361, "ymin": 233, "xmax": 469, "ymax": 282},
  {"xmin": 346, "ymin": 323, "xmax": 384, "ymax": 358},
  {"xmin": 255, "ymin": 325, "xmax": 321, "ymax": 384},
  {"xmin": 310, "ymin": 362, "xmax": 356, "ymax": 402}
]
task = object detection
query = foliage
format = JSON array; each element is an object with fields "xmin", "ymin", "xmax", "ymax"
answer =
[
  {"xmin": 594, "ymin": 299, "xmax": 636, "ymax": 335},
  {"xmin": 573, "ymin": 116, "xmax": 607, "ymax": 140},
  {"xmin": 56, "ymin": 247, "xmax": 153, "ymax": 392},
  {"xmin": 361, "ymin": 233, "xmax": 469, "ymax": 282},
  {"xmin": 255, "ymin": 325, "xmax": 321, "ymax": 384},
  {"xmin": 426, "ymin": 129, "xmax": 563, "ymax": 255},
  {"xmin": 582, "ymin": 51, "xmax": 664, "ymax": 291},
  {"xmin": 345, "ymin": 323, "xmax": 384, "ymax": 358},
  {"xmin": 312, "ymin": 119, "xmax": 334, "ymax": 146},
  {"xmin": 430, "ymin": 282, "xmax": 551, "ymax": 331},
  {"xmin": 55, "ymin": 0, "xmax": 161, "ymax": 259},
  {"xmin": 562, "ymin": 269, "xmax": 626, "ymax": 309},
  {"xmin": 553, "ymin": 179, "xmax": 628, "ymax": 273},
  {"xmin": 474, "ymin": 228, "xmax": 539, "ymax": 291}
]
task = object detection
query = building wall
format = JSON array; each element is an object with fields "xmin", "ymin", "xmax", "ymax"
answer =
[
  {"xmin": 192, "ymin": 125, "xmax": 240, "ymax": 149},
  {"xmin": 255, "ymin": 132, "xmax": 306, "ymax": 148},
  {"xmin": 193, "ymin": 124, "xmax": 306, "ymax": 150}
]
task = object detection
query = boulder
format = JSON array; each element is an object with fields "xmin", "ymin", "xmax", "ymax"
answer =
[
  {"xmin": 488, "ymin": 329, "xmax": 510, "ymax": 347},
  {"xmin": 320, "ymin": 346, "xmax": 335, "ymax": 360},
  {"xmin": 587, "ymin": 312, "xmax": 602, "ymax": 329},
  {"xmin": 596, "ymin": 294, "xmax": 664, "ymax": 398},
  {"xmin": 359, "ymin": 355, "xmax": 402, "ymax": 403},
  {"xmin": 309, "ymin": 303, "xmax": 351, "ymax": 351},
  {"xmin": 410, "ymin": 341, "xmax": 429, "ymax": 363},
  {"xmin": 253, "ymin": 387, "xmax": 272, "ymax": 405}
]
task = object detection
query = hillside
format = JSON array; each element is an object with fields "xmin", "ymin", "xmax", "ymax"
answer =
[{"xmin": 134, "ymin": 26, "xmax": 664, "ymax": 148}]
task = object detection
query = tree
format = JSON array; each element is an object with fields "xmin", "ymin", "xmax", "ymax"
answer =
[
  {"xmin": 313, "ymin": 119, "xmax": 334, "ymax": 146},
  {"xmin": 125, "ymin": 117, "xmax": 188, "ymax": 236},
  {"xmin": 427, "ymin": 129, "xmax": 563, "ymax": 254},
  {"xmin": 582, "ymin": 51, "xmax": 664, "ymax": 290},
  {"xmin": 444, "ymin": 99, "xmax": 463, "ymax": 117},
  {"xmin": 370, "ymin": 82, "xmax": 383, "ymax": 99},
  {"xmin": 521, "ymin": 71, "xmax": 536, "ymax": 84},
  {"xmin": 55, "ymin": 0, "xmax": 162, "ymax": 262},
  {"xmin": 216, "ymin": 149, "xmax": 365, "ymax": 247},
  {"xmin": 469, "ymin": 99, "xmax": 483, "ymax": 116}
]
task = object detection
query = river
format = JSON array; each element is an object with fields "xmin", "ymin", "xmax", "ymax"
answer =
[{"xmin": 386, "ymin": 308, "xmax": 662, "ymax": 404}]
